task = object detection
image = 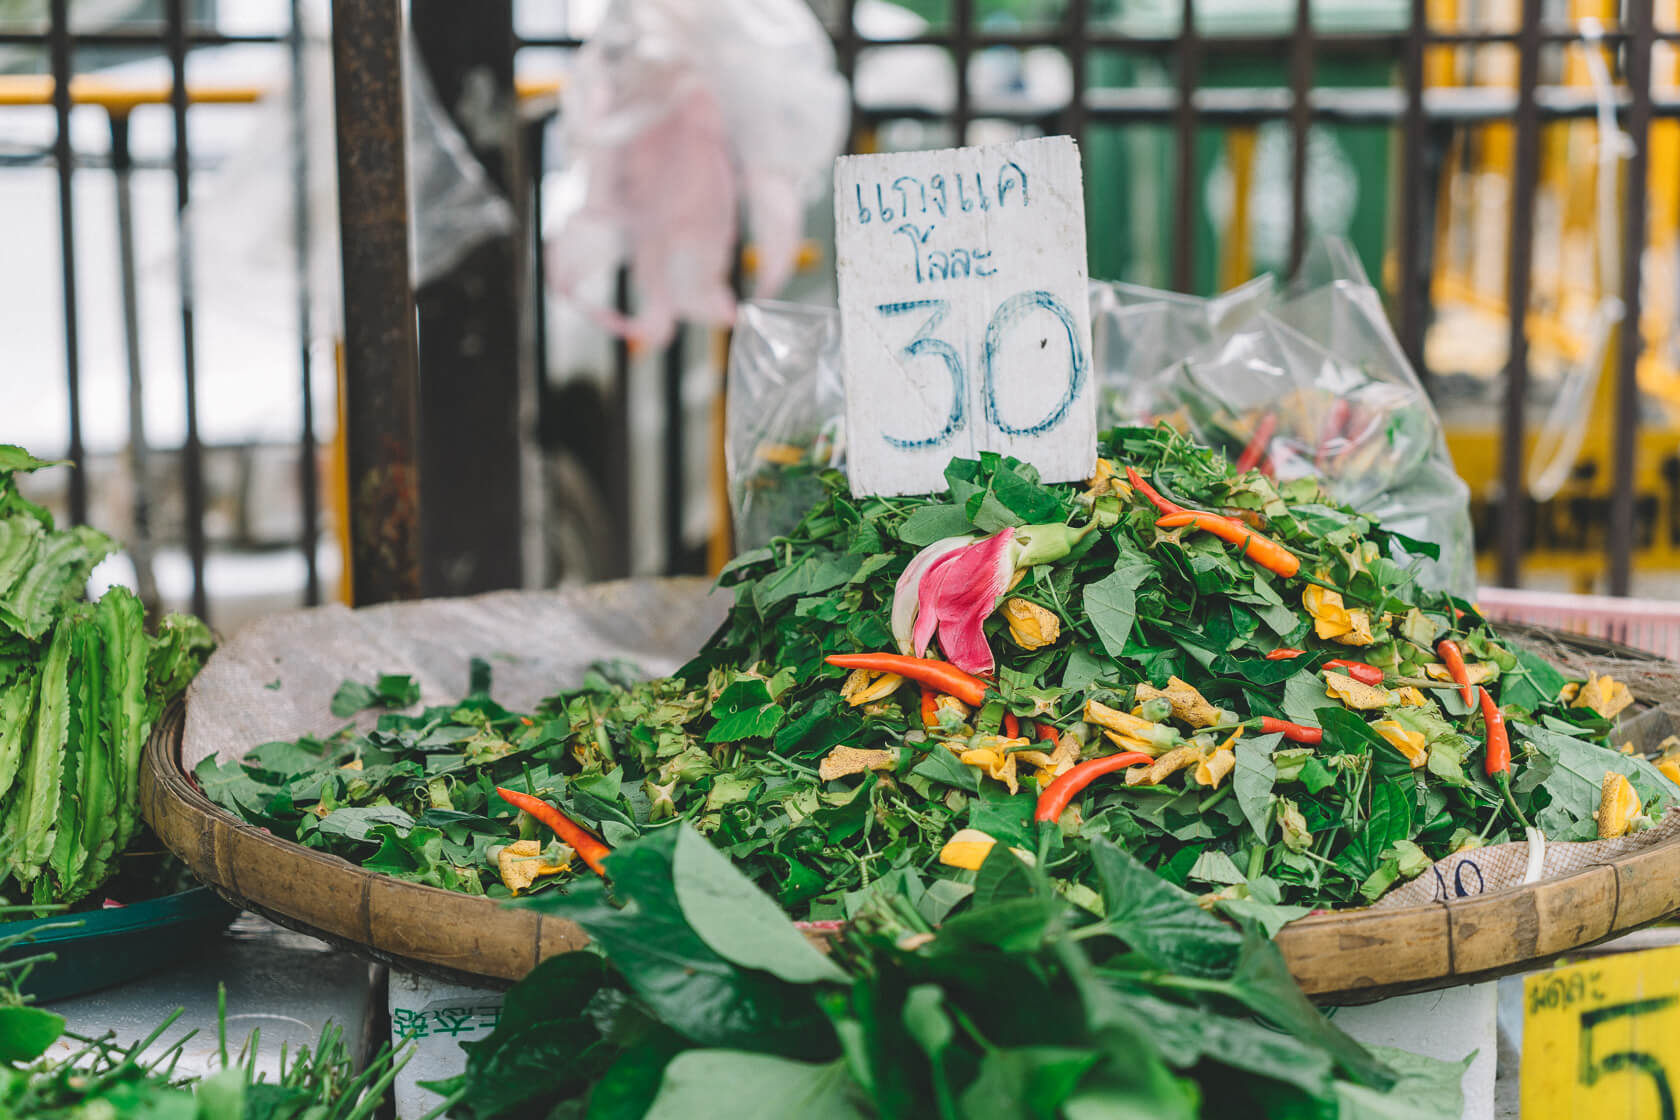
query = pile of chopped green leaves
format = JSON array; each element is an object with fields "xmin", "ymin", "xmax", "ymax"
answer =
[
  {"xmin": 0, "ymin": 908, "xmax": 406, "ymax": 1117},
  {"xmin": 0, "ymin": 447, "xmax": 214, "ymax": 912},
  {"xmin": 423, "ymin": 822, "xmax": 1466, "ymax": 1120},
  {"xmin": 197, "ymin": 425, "xmax": 1674, "ymax": 921}
]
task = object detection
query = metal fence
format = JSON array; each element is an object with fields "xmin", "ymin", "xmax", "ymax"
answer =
[
  {"xmin": 5, "ymin": 0, "xmax": 1674, "ymax": 618},
  {"xmin": 826, "ymin": 0, "xmax": 1672, "ymax": 598}
]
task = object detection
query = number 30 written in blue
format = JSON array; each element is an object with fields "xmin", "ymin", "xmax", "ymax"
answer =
[{"xmin": 875, "ymin": 291, "xmax": 1087, "ymax": 450}]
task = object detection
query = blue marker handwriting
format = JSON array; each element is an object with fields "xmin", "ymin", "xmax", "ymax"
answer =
[{"xmin": 874, "ymin": 290, "xmax": 1085, "ymax": 450}]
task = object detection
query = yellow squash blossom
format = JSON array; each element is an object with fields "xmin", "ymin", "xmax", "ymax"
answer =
[
  {"xmin": 496, "ymin": 840, "xmax": 571, "ymax": 895},
  {"xmin": 1572, "ymin": 673, "xmax": 1634, "ymax": 720},
  {"xmin": 1277, "ymin": 798, "xmax": 1312, "ymax": 852},
  {"xmin": 1655, "ymin": 736, "xmax": 1680, "ymax": 786},
  {"xmin": 1194, "ymin": 726, "xmax": 1244, "ymax": 788},
  {"xmin": 958, "ymin": 735, "xmax": 1031, "ymax": 795},
  {"xmin": 1002, "ymin": 597, "xmax": 1061, "ymax": 650},
  {"xmin": 1134, "ymin": 677, "xmax": 1227, "ymax": 729},
  {"xmin": 1597, "ymin": 772, "xmax": 1649, "ymax": 839},
  {"xmin": 1324, "ymin": 671, "xmax": 1394, "ymax": 711},
  {"xmin": 1084, "ymin": 457, "xmax": 1130, "ymax": 499},
  {"xmin": 1303, "ymin": 584, "xmax": 1374, "ymax": 647},
  {"xmin": 1395, "ymin": 686, "xmax": 1428, "ymax": 707},
  {"xmin": 1424, "ymin": 662, "xmax": 1494, "ymax": 687},
  {"xmin": 1084, "ymin": 698, "xmax": 1177, "ymax": 752},
  {"xmin": 1101, "ymin": 729, "xmax": 1165, "ymax": 757},
  {"xmin": 939, "ymin": 829, "xmax": 997, "ymax": 870},
  {"xmin": 1125, "ymin": 746, "xmax": 1203, "ymax": 787},
  {"xmin": 817, "ymin": 746, "xmax": 898, "ymax": 782},
  {"xmin": 1372, "ymin": 719, "xmax": 1428, "ymax": 768},
  {"xmin": 841, "ymin": 668, "xmax": 903, "ymax": 707},
  {"xmin": 1018, "ymin": 736, "xmax": 1081, "ymax": 786}
]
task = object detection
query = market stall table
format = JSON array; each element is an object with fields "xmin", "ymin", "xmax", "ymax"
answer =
[{"xmin": 141, "ymin": 578, "xmax": 1680, "ymax": 1118}]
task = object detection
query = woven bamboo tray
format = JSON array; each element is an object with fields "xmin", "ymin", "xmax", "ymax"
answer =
[{"xmin": 140, "ymin": 585, "xmax": 1680, "ymax": 1002}]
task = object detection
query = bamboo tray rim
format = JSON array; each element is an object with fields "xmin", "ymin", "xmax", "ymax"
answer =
[{"xmin": 142, "ymin": 651, "xmax": 1680, "ymax": 1005}]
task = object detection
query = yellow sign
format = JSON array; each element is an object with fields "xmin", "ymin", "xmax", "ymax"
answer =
[{"xmin": 1523, "ymin": 946, "xmax": 1680, "ymax": 1119}]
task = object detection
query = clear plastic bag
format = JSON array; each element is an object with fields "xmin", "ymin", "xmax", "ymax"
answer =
[
  {"xmin": 178, "ymin": 12, "xmax": 516, "ymax": 340},
  {"xmin": 725, "ymin": 301, "xmax": 846, "ymax": 553},
  {"xmin": 544, "ymin": 0, "xmax": 848, "ymax": 350},
  {"xmin": 1099, "ymin": 240, "xmax": 1475, "ymax": 596},
  {"xmin": 726, "ymin": 239, "xmax": 1476, "ymax": 596}
]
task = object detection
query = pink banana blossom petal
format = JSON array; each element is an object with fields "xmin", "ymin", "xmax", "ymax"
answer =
[
  {"xmin": 892, "ymin": 535, "xmax": 977, "ymax": 654},
  {"xmin": 914, "ymin": 528, "xmax": 1016, "ymax": 674}
]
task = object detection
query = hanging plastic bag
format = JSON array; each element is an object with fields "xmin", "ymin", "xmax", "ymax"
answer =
[
  {"xmin": 544, "ymin": 0, "xmax": 848, "ymax": 350},
  {"xmin": 178, "ymin": 12, "xmax": 516, "ymax": 341},
  {"xmin": 726, "ymin": 238, "xmax": 1476, "ymax": 597}
]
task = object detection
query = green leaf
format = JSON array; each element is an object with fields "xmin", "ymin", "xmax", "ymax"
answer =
[
  {"xmin": 313, "ymin": 805, "xmax": 416, "ymax": 842},
  {"xmin": 1225, "ymin": 925, "xmax": 1395, "ymax": 1090},
  {"xmin": 754, "ymin": 554, "xmax": 863, "ymax": 612},
  {"xmin": 1085, "ymin": 552, "xmax": 1153, "ymax": 662},
  {"xmin": 1332, "ymin": 1045, "xmax": 1468, "ymax": 1119},
  {"xmin": 1088, "ymin": 839, "xmax": 1243, "ymax": 977},
  {"xmin": 439, "ymin": 952, "xmax": 622, "ymax": 1119},
  {"xmin": 1340, "ymin": 784, "xmax": 1413, "ymax": 881},
  {"xmin": 1281, "ymin": 671, "xmax": 1325, "ymax": 728},
  {"xmin": 520, "ymin": 829, "xmax": 832, "ymax": 1055},
  {"xmin": 672, "ymin": 826, "xmax": 846, "ymax": 985},
  {"xmin": 643, "ymin": 1053, "xmax": 862, "ymax": 1120},
  {"xmin": 0, "ymin": 446, "xmax": 65, "ymax": 475},
  {"xmin": 959, "ymin": 1047, "xmax": 1101, "ymax": 1120},
  {"xmin": 1524, "ymin": 725, "xmax": 1678, "ymax": 826},
  {"xmin": 705, "ymin": 704, "xmax": 786, "ymax": 743},
  {"xmin": 377, "ymin": 673, "xmax": 420, "ymax": 708},
  {"xmin": 1233, "ymin": 733, "xmax": 1280, "ymax": 842},
  {"xmin": 898, "ymin": 505, "xmax": 975, "ymax": 546},
  {"xmin": 1498, "ymin": 648, "xmax": 1567, "ymax": 713},
  {"xmin": 0, "ymin": 1005, "xmax": 64, "ymax": 1062},
  {"xmin": 330, "ymin": 679, "xmax": 380, "ymax": 718}
]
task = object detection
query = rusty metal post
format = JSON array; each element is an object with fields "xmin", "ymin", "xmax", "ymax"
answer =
[
  {"xmin": 1171, "ymin": 0, "xmax": 1200, "ymax": 293},
  {"xmin": 1394, "ymin": 0, "xmax": 1428, "ymax": 372},
  {"xmin": 1285, "ymin": 0, "xmax": 1313, "ymax": 279},
  {"xmin": 411, "ymin": 0, "xmax": 523, "ymax": 596},
  {"xmin": 1609, "ymin": 2, "xmax": 1654, "ymax": 596},
  {"xmin": 1497, "ymin": 0, "xmax": 1543, "ymax": 589},
  {"xmin": 331, "ymin": 0, "xmax": 422, "ymax": 604}
]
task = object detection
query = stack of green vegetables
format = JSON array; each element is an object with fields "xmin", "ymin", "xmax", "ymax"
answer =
[
  {"xmin": 0, "ymin": 909, "xmax": 405, "ymax": 1117},
  {"xmin": 424, "ymin": 822, "xmax": 1466, "ymax": 1119},
  {"xmin": 0, "ymin": 447, "xmax": 213, "ymax": 911},
  {"xmin": 197, "ymin": 425, "xmax": 1674, "ymax": 925}
]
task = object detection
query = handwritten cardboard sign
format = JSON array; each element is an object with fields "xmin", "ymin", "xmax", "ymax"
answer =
[{"xmin": 833, "ymin": 136, "xmax": 1096, "ymax": 498}]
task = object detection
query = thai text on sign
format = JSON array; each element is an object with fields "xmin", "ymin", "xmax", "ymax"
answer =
[
  {"xmin": 833, "ymin": 136, "xmax": 1097, "ymax": 498},
  {"xmin": 1522, "ymin": 944, "xmax": 1680, "ymax": 1118}
]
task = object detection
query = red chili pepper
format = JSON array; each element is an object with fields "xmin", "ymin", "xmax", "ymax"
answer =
[
  {"xmin": 920, "ymin": 686, "xmax": 939, "ymax": 729},
  {"xmin": 1260, "ymin": 716, "xmax": 1323, "ymax": 746},
  {"xmin": 1234, "ymin": 412, "xmax": 1277, "ymax": 475},
  {"xmin": 1033, "ymin": 752, "xmax": 1154, "ymax": 822},
  {"xmin": 1436, "ymin": 639, "xmax": 1473, "ymax": 706},
  {"xmin": 1266, "ymin": 648, "xmax": 1305, "ymax": 661},
  {"xmin": 824, "ymin": 653, "xmax": 988, "ymax": 707},
  {"xmin": 1478, "ymin": 686, "xmax": 1508, "ymax": 777},
  {"xmin": 1324, "ymin": 659, "xmax": 1384, "ymax": 687},
  {"xmin": 1124, "ymin": 465, "xmax": 1187, "ymax": 516},
  {"xmin": 495, "ymin": 787, "xmax": 611, "ymax": 876},
  {"xmin": 1032, "ymin": 722, "xmax": 1061, "ymax": 747},
  {"xmin": 1155, "ymin": 512, "xmax": 1302, "ymax": 578},
  {"xmin": 1002, "ymin": 711, "xmax": 1021, "ymax": 739},
  {"xmin": 1475, "ymin": 687, "xmax": 1531, "ymax": 828}
]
